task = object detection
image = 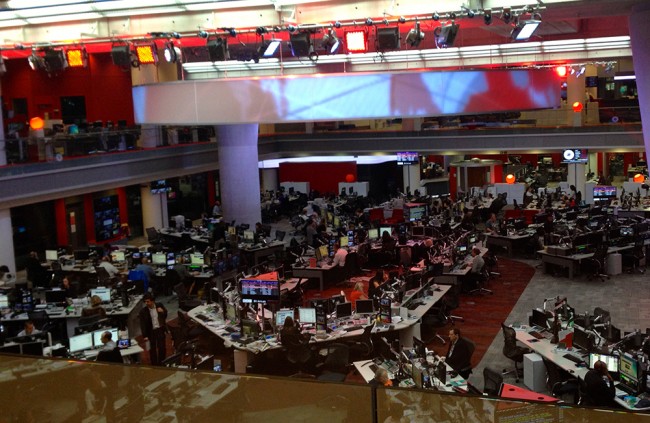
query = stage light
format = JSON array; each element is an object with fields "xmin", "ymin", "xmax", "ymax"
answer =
[
  {"xmin": 111, "ymin": 44, "xmax": 132, "ymax": 67},
  {"xmin": 405, "ymin": 20, "xmax": 424, "ymax": 48},
  {"xmin": 259, "ymin": 39, "xmax": 281, "ymax": 58},
  {"xmin": 66, "ymin": 47, "xmax": 87, "ymax": 68},
  {"xmin": 256, "ymin": 26, "xmax": 268, "ymax": 36},
  {"xmin": 28, "ymin": 51, "xmax": 45, "ymax": 70},
  {"xmin": 321, "ymin": 29, "xmax": 341, "ymax": 54},
  {"xmin": 163, "ymin": 41, "xmax": 181, "ymax": 63},
  {"xmin": 502, "ymin": 9, "xmax": 512, "ymax": 24},
  {"xmin": 575, "ymin": 66, "xmax": 586, "ymax": 77},
  {"xmin": 198, "ymin": 30, "xmax": 208, "ymax": 39},
  {"xmin": 555, "ymin": 66, "xmax": 567, "ymax": 77},
  {"xmin": 434, "ymin": 23, "xmax": 459, "ymax": 48},
  {"xmin": 467, "ymin": 9, "xmax": 475, "ymax": 18},
  {"xmin": 376, "ymin": 26, "xmax": 400, "ymax": 51},
  {"xmin": 506, "ymin": 174, "xmax": 515, "ymax": 184},
  {"xmin": 29, "ymin": 117, "xmax": 44, "ymax": 130},
  {"xmin": 135, "ymin": 43, "xmax": 157, "ymax": 65},
  {"xmin": 483, "ymin": 10, "xmax": 492, "ymax": 25},
  {"xmin": 572, "ymin": 102, "xmax": 583, "ymax": 112},
  {"xmin": 290, "ymin": 32, "xmax": 312, "ymax": 57},
  {"xmin": 43, "ymin": 48, "xmax": 67, "ymax": 72},
  {"xmin": 207, "ymin": 37, "xmax": 229, "ymax": 61},
  {"xmin": 365, "ymin": 18, "xmax": 374, "ymax": 26},
  {"xmin": 634, "ymin": 174, "xmax": 645, "ymax": 183},
  {"xmin": 432, "ymin": 12, "xmax": 440, "ymax": 21},
  {"xmin": 511, "ymin": 19, "xmax": 541, "ymax": 41},
  {"xmin": 344, "ymin": 30, "xmax": 367, "ymax": 53}
]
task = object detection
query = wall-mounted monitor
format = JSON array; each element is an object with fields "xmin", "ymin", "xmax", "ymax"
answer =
[
  {"xmin": 561, "ymin": 149, "xmax": 588, "ymax": 164},
  {"xmin": 593, "ymin": 186, "xmax": 617, "ymax": 198},
  {"xmin": 239, "ymin": 279, "xmax": 280, "ymax": 303},
  {"xmin": 397, "ymin": 151, "xmax": 418, "ymax": 165},
  {"xmin": 150, "ymin": 179, "xmax": 171, "ymax": 194}
]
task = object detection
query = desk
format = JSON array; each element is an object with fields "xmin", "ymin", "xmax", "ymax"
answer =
[
  {"xmin": 485, "ymin": 232, "xmax": 533, "ymax": 257},
  {"xmin": 240, "ymin": 241, "xmax": 285, "ymax": 266},
  {"xmin": 538, "ymin": 245, "xmax": 634, "ymax": 279},
  {"xmin": 159, "ymin": 228, "xmax": 211, "ymax": 249},
  {"xmin": 291, "ymin": 264, "xmax": 339, "ymax": 291},
  {"xmin": 78, "ymin": 340, "xmax": 144, "ymax": 362}
]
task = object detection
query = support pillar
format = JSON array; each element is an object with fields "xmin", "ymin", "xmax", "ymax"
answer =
[
  {"xmin": 141, "ymin": 186, "xmax": 168, "ymax": 230},
  {"xmin": 139, "ymin": 124, "xmax": 162, "ymax": 148},
  {"xmin": 403, "ymin": 163, "xmax": 420, "ymax": 195},
  {"xmin": 629, "ymin": 4, "xmax": 650, "ymax": 159},
  {"xmin": 261, "ymin": 168, "xmax": 279, "ymax": 193},
  {"xmin": 216, "ymin": 124, "xmax": 262, "ymax": 228},
  {"xmin": 0, "ymin": 209, "xmax": 16, "ymax": 273},
  {"xmin": 566, "ymin": 69, "xmax": 586, "ymax": 127},
  {"xmin": 567, "ymin": 163, "xmax": 586, "ymax": 200}
]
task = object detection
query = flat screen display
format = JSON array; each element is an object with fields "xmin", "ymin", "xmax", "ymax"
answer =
[
  {"xmin": 355, "ymin": 299, "xmax": 374, "ymax": 314},
  {"xmin": 276, "ymin": 309, "xmax": 294, "ymax": 326},
  {"xmin": 90, "ymin": 288, "xmax": 111, "ymax": 303},
  {"xmin": 620, "ymin": 354, "xmax": 639, "ymax": 381},
  {"xmin": 92, "ymin": 327, "xmax": 119, "ymax": 347},
  {"xmin": 593, "ymin": 186, "xmax": 617, "ymax": 198},
  {"xmin": 239, "ymin": 279, "xmax": 280, "ymax": 302},
  {"xmin": 561, "ymin": 149, "xmax": 588, "ymax": 164},
  {"xmin": 110, "ymin": 251, "xmax": 125, "ymax": 262},
  {"xmin": 589, "ymin": 353, "xmax": 619, "ymax": 373},
  {"xmin": 397, "ymin": 152, "xmax": 418, "ymax": 165},
  {"xmin": 190, "ymin": 253, "xmax": 205, "ymax": 265},
  {"xmin": 298, "ymin": 307, "xmax": 316, "ymax": 324},
  {"xmin": 69, "ymin": 332, "xmax": 93, "ymax": 353},
  {"xmin": 336, "ymin": 302, "xmax": 352, "ymax": 319},
  {"xmin": 152, "ymin": 253, "xmax": 166, "ymax": 265},
  {"xmin": 412, "ymin": 226, "xmax": 425, "ymax": 237},
  {"xmin": 380, "ymin": 227, "xmax": 392, "ymax": 238},
  {"xmin": 45, "ymin": 250, "xmax": 58, "ymax": 261},
  {"xmin": 367, "ymin": 228, "xmax": 379, "ymax": 240}
]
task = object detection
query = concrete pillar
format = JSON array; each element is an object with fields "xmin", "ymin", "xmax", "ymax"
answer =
[
  {"xmin": 403, "ymin": 163, "xmax": 420, "ymax": 195},
  {"xmin": 216, "ymin": 124, "xmax": 262, "ymax": 228},
  {"xmin": 0, "ymin": 81, "xmax": 6, "ymax": 167},
  {"xmin": 141, "ymin": 185, "xmax": 168, "ymax": 230},
  {"xmin": 139, "ymin": 124, "xmax": 162, "ymax": 148},
  {"xmin": 261, "ymin": 168, "xmax": 279, "ymax": 192},
  {"xmin": 566, "ymin": 68, "xmax": 586, "ymax": 126},
  {"xmin": 0, "ymin": 209, "xmax": 16, "ymax": 273},
  {"xmin": 629, "ymin": 4, "xmax": 650, "ymax": 159},
  {"xmin": 567, "ymin": 163, "xmax": 586, "ymax": 199}
]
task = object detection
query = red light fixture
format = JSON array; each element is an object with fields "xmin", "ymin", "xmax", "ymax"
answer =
[
  {"xmin": 66, "ymin": 47, "xmax": 87, "ymax": 68},
  {"xmin": 572, "ymin": 101, "xmax": 583, "ymax": 113},
  {"xmin": 29, "ymin": 117, "xmax": 45, "ymax": 130},
  {"xmin": 634, "ymin": 173, "xmax": 645, "ymax": 183},
  {"xmin": 344, "ymin": 30, "xmax": 368, "ymax": 53},
  {"xmin": 135, "ymin": 43, "xmax": 158, "ymax": 65},
  {"xmin": 555, "ymin": 65, "xmax": 567, "ymax": 78},
  {"xmin": 505, "ymin": 174, "xmax": 515, "ymax": 184}
]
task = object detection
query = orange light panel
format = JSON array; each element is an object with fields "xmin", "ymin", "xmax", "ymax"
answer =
[
  {"xmin": 555, "ymin": 66, "xmax": 567, "ymax": 78},
  {"xmin": 29, "ymin": 117, "xmax": 44, "ymax": 130},
  {"xmin": 345, "ymin": 30, "xmax": 367, "ymax": 53},
  {"xmin": 136, "ymin": 45, "xmax": 156, "ymax": 64},
  {"xmin": 572, "ymin": 101, "xmax": 583, "ymax": 112},
  {"xmin": 634, "ymin": 173, "xmax": 645, "ymax": 183},
  {"xmin": 66, "ymin": 49, "xmax": 85, "ymax": 67},
  {"xmin": 505, "ymin": 174, "xmax": 515, "ymax": 184}
]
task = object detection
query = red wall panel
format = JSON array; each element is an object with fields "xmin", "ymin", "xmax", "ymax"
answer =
[{"xmin": 279, "ymin": 162, "xmax": 357, "ymax": 194}]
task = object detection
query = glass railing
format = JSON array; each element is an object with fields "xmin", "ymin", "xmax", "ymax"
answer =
[{"xmin": 2, "ymin": 354, "xmax": 649, "ymax": 422}]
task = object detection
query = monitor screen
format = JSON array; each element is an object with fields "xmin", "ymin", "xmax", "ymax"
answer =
[
  {"xmin": 45, "ymin": 249, "xmax": 59, "ymax": 261},
  {"xmin": 152, "ymin": 253, "xmax": 166, "ymax": 265},
  {"xmin": 340, "ymin": 236, "xmax": 349, "ymax": 247},
  {"xmin": 21, "ymin": 341, "xmax": 44, "ymax": 357},
  {"xmin": 166, "ymin": 252, "xmax": 175, "ymax": 267},
  {"xmin": 69, "ymin": 332, "xmax": 93, "ymax": 353},
  {"xmin": 298, "ymin": 307, "xmax": 316, "ymax": 324},
  {"xmin": 412, "ymin": 226, "xmax": 425, "ymax": 237},
  {"xmin": 150, "ymin": 179, "xmax": 171, "ymax": 194},
  {"xmin": 457, "ymin": 245, "xmax": 468, "ymax": 254},
  {"xmin": 73, "ymin": 249, "xmax": 90, "ymax": 261},
  {"xmin": 367, "ymin": 228, "xmax": 379, "ymax": 240},
  {"xmin": 413, "ymin": 336, "xmax": 426, "ymax": 358},
  {"xmin": 408, "ymin": 206, "xmax": 426, "ymax": 221},
  {"xmin": 45, "ymin": 289, "xmax": 68, "ymax": 304},
  {"xmin": 239, "ymin": 279, "xmax": 280, "ymax": 302},
  {"xmin": 333, "ymin": 216, "xmax": 341, "ymax": 228},
  {"xmin": 92, "ymin": 327, "xmax": 119, "ymax": 347},
  {"xmin": 380, "ymin": 227, "xmax": 392, "ymax": 238},
  {"xmin": 90, "ymin": 288, "xmax": 111, "ymax": 303},
  {"xmin": 572, "ymin": 326, "xmax": 593, "ymax": 352},
  {"xmin": 243, "ymin": 230, "xmax": 255, "ymax": 242},
  {"xmin": 316, "ymin": 245, "xmax": 329, "ymax": 262},
  {"xmin": 336, "ymin": 302, "xmax": 352, "ymax": 319},
  {"xmin": 397, "ymin": 151, "xmax": 418, "ymax": 165},
  {"xmin": 110, "ymin": 251, "xmax": 125, "ymax": 262},
  {"xmin": 0, "ymin": 294, "xmax": 8, "ymax": 308},
  {"xmin": 190, "ymin": 253, "xmax": 205, "ymax": 265},
  {"xmin": 561, "ymin": 149, "xmax": 588, "ymax": 164},
  {"xmin": 589, "ymin": 353, "xmax": 619, "ymax": 373},
  {"xmin": 355, "ymin": 299, "xmax": 374, "ymax": 314},
  {"xmin": 593, "ymin": 186, "xmax": 617, "ymax": 198},
  {"xmin": 620, "ymin": 354, "xmax": 639, "ymax": 381},
  {"xmin": 531, "ymin": 309, "xmax": 549, "ymax": 329},
  {"xmin": 276, "ymin": 309, "xmax": 294, "ymax": 326},
  {"xmin": 620, "ymin": 227, "xmax": 634, "ymax": 237}
]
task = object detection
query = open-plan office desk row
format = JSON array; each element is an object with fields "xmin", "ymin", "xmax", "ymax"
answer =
[
  {"xmin": 188, "ymin": 283, "xmax": 450, "ymax": 373},
  {"xmin": 514, "ymin": 325, "xmax": 650, "ymax": 412},
  {"xmin": 485, "ymin": 232, "xmax": 534, "ymax": 257},
  {"xmin": 537, "ymin": 244, "xmax": 636, "ymax": 279}
]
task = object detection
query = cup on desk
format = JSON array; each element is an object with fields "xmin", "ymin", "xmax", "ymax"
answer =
[{"xmin": 309, "ymin": 257, "xmax": 317, "ymax": 268}]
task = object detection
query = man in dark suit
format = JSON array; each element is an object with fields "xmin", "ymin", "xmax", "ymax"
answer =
[
  {"xmin": 138, "ymin": 292, "xmax": 168, "ymax": 366},
  {"xmin": 584, "ymin": 360, "xmax": 616, "ymax": 408},
  {"xmin": 445, "ymin": 328, "xmax": 473, "ymax": 378}
]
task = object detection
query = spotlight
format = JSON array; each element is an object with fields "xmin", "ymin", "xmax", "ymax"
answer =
[
  {"xmin": 258, "ymin": 39, "xmax": 281, "ymax": 58},
  {"xmin": 66, "ymin": 47, "xmax": 88, "ymax": 68},
  {"xmin": 376, "ymin": 26, "xmax": 400, "ymax": 51},
  {"xmin": 289, "ymin": 31, "xmax": 313, "ymax": 57},
  {"xmin": 432, "ymin": 12, "xmax": 440, "ymax": 21},
  {"xmin": 449, "ymin": 12, "xmax": 457, "ymax": 20},
  {"xmin": 467, "ymin": 9, "xmax": 475, "ymax": 18},
  {"xmin": 321, "ymin": 29, "xmax": 341, "ymax": 54},
  {"xmin": 511, "ymin": 19, "xmax": 541, "ymax": 41},
  {"xmin": 287, "ymin": 25, "xmax": 297, "ymax": 33},
  {"xmin": 135, "ymin": 43, "xmax": 158, "ymax": 65},
  {"xmin": 198, "ymin": 30, "xmax": 209, "ymax": 39},
  {"xmin": 27, "ymin": 52, "xmax": 45, "ymax": 70},
  {"xmin": 555, "ymin": 66, "xmax": 567, "ymax": 78},
  {"xmin": 207, "ymin": 37, "xmax": 229, "ymax": 61},
  {"xmin": 344, "ymin": 30, "xmax": 368, "ymax": 53},
  {"xmin": 434, "ymin": 23, "xmax": 459, "ymax": 48},
  {"xmin": 163, "ymin": 41, "xmax": 181, "ymax": 63},
  {"xmin": 225, "ymin": 28, "xmax": 237, "ymax": 37},
  {"xmin": 170, "ymin": 32, "xmax": 181, "ymax": 39},
  {"xmin": 483, "ymin": 10, "xmax": 492, "ymax": 25},
  {"xmin": 365, "ymin": 18, "xmax": 374, "ymax": 26},
  {"xmin": 405, "ymin": 20, "xmax": 424, "ymax": 48},
  {"xmin": 502, "ymin": 9, "xmax": 512, "ymax": 24},
  {"xmin": 575, "ymin": 66, "xmax": 586, "ymax": 77},
  {"xmin": 111, "ymin": 44, "xmax": 132, "ymax": 67},
  {"xmin": 256, "ymin": 26, "xmax": 268, "ymax": 36},
  {"xmin": 398, "ymin": 16, "xmax": 406, "ymax": 24},
  {"xmin": 334, "ymin": 21, "xmax": 341, "ymax": 29},
  {"xmin": 43, "ymin": 48, "xmax": 68, "ymax": 72}
]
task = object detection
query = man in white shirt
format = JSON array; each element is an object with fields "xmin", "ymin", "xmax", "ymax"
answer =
[
  {"xmin": 98, "ymin": 256, "xmax": 119, "ymax": 278},
  {"xmin": 332, "ymin": 242, "xmax": 348, "ymax": 267},
  {"xmin": 18, "ymin": 320, "xmax": 41, "ymax": 337},
  {"xmin": 100, "ymin": 331, "xmax": 116, "ymax": 351}
]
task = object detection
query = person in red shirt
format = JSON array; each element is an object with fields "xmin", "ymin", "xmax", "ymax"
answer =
[{"xmin": 348, "ymin": 281, "xmax": 368, "ymax": 305}]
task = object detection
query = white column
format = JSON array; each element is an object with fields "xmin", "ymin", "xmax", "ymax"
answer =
[
  {"xmin": 140, "ymin": 185, "xmax": 168, "ymax": 230},
  {"xmin": 139, "ymin": 124, "xmax": 161, "ymax": 149},
  {"xmin": 0, "ymin": 209, "xmax": 16, "ymax": 273},
  {"xmin": 403, "ymin": 163, "xmax": 420, "ymax": 195},
  {"xmin": 261, "ymin": 168, "xmax": 279, "ymax": 192},
  {"xmin": 630, "ymin": 4, "xmax": 650, "ymax": 160},
  {"xmin": 567, "ymin": 163, "xmax": 586, "ymax": 198},
  {"xmin": 216, "ymin": 124, "xmax": 262, "ymax": 228}
]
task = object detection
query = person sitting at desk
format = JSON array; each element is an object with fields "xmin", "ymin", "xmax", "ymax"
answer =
[
  {"xmin": 280, "ymin": 316, "xmax": 310, "ymax": 347},
  {"xmin": 82, "ymin": 295, "xmax": 107, "ymax": 318},
  {"xmin": 212, "ymin": 200, "xmax": 222, "ymax": 217},
  {"xmin": 583, "ymin": 360, "xmax": 616, "ymax": 408},
  {"xmin": 98, "ymin": 256, "xmax": 119, "ymax": 278},
  {"xmin": 368, "ymin": 270, "xmax": 387, "ymax": 299},
  {"xmin": 172, "ymin": 256, "xmax": 193, "ymax": 284},
  {"xmin": 570, "ymin": 185, "xmax": 582, "ymax": 206},
  {"xmin": 463, "ymin": 247, "xmax": 485, "ymax": 292},
  {"xmin": 348, "ymin": 282, "xmax": 368, "ymax": 304},
  {"xmin": 484, "ymin": 213, "xmax": 499, "ymax": 235},
  {"xmin": 332, "ymin": 242, "xmax": 348, "ymax": 268},
  {"xmin": 18, "ymin": 320, "xmax": 41, "ymax": 337},
  {"xmin": 99, "ymin": 331, "xmax": 116, "ymax": 351},
  {"xmin": 305, "ymin": 219, "xmax": 318, "ymax": 247},
  {"xmin": 134, "ymin": 257, "xmax": 155, "ymax": 284},
  {"xmin": 370, "ymin": 367, "xmax": 393, "ymax": 387},
  {"xmin": 60, "ymin": 275, "xmax": 78, "ymax": 298},
  {"xmin": 523, "ymin": 186, "xmax": 535, "ymax": 208},
  {"xmin": 444, "ymin": 328, "xmax": 472, "ymax": 378}
]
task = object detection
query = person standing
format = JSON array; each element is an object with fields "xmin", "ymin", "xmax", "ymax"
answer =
[{"xmin": 138, "ymin": 293, "xmax": 168, "ymax": 365}]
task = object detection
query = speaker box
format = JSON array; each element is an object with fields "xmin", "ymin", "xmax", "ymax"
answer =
[
  {"xmin": 207, "ymin": 38, "xmax": 229, "ymax": 62},
  {"xmin": 376, "ymin": 27, "xmax": 400, "ymax": 50},
  {"xmin": 111, "ymin": 45, "xmax": 132, "ymax": 67}
]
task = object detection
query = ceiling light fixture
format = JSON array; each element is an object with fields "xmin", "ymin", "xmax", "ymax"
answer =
[{"xmin": 405, "ymin": 19, "xmax": 424, "ymax": 48}]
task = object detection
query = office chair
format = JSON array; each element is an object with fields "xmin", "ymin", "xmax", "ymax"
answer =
[
  {"xmin": 421, "ymin": 304, "xmax": 448, "ymax": 344},
  {"xmin": 543, "ymin": 357, "xmax": 580, "ymax": 404},
  {"xmin": 469, "ymin": 264, "xmax": 493, "ymax": 296},
  {"xmin": 94, "ymin": 266, "xmax": 115, "ymax": 287},
  {"xmin": 347, "ymin": 322, "xmax": 375, "ymax": 361},
  {"xmin": 127, "ymin": 270, "xmax": 149, "ymax": 295},
  {"xmin": 28, "ymin": 310, "xmax": 53, "ymax": 332},
  {"xmin": 501, "ymin": 323, "xmax": 530, "ymax": 382},
  {"xmin": 483, "ymin": 367, "xmax": 503, "ymax": 396},
  {"xmin": 458, "ymin": 338, "xmax": 475, "ymax": 380},
  {"xmin": 583, "ymin": 245, "xmax": 610, "ymax": 281},
  {"xmin": 96, "ymin": 347, "xmax": 124, "ymax": 364},
  {"xmin": 173, "ymin": 283, "xmax": 202, "ymax": 312},
  {"xmin": 337, "ymin": 252, "xmax": 359, "ymax": 287},
  {"xmin": 622, "ymin": 243, "xmax": 646, "ymax": 274},
  {"xmin": 316, "ymin": 343, "xmax": 350, "ymax": 382}
]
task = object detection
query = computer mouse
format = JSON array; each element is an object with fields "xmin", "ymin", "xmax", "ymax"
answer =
[{"xmin": 446, "ymin": 383, "xmax": 452, "ymax": 387}]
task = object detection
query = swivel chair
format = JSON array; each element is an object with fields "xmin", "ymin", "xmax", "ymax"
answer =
[
  {"xmin": 96, "ymin": 348, "xmax": 124, "ymax": 364},
  {"xmin": 501, "ymin": 323, "xmax": 530, "ymax": 382},
  {"xmin": 469, "ymin": 264, "xmax": 493, "ymax": 296},
  {"xmin": 483, "ymin": 367, "xmax": 503, "ymax": 396},
  {"xmin": 543, "ymin": 357, "xmax": 580, "ymax": 404},
  {"xmin": 583, "ymin": 245, "xmax": 609, "ymax": 281},
  {"xmin": 316, "ymin": 343, "xmax": 350, "ymax": 382},
  {"xmin": 347, "ymin": 322, "xmax": 375, "ymax": 361},
  {"xmin": 173, "ymin": 282, "xmax": 202, "ymax": 312}
]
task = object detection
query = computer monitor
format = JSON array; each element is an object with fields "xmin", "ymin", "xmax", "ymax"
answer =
[
  {"xmin": 0, "ymin": 344, "xmax": 21, "ymax": 354},
  {"xmin": 45, "ymin": 249, "xmax": 59, "ymax": 261},
  {"xmin": 534, "ymin": 213, "xmax": 548, "ymax": 224},
  {"xmin": 275, "ymin": 230, "xmax": 286, "ymax": 242},
  {"xmin": 336, "ymin": 302, "xmax": 352, "ymax": 319},
  {"xmin": 110, "ymin": 250, "xmax": 125, "ymax": 262},
  {"xmin": 412, "ymin": 226, "xmax": 425, "ymax": 237},
  {"xmin": 620, "ymin": 226, "xmax": 634, "ymax": 237},
  {"xmin": 152, "ymin": 252, "xmax": 166, "ymax": 265},
  {"xmin": 316, "ymin": 245, "xmax": 329, "ymax": 262},
  {"xmin": 298, "ymin": 307, "xmax": 316, "ymax": 324},
  {"xmin": 73, "ymin": 249, "xmax": 90, "ymax": 261},
  {"xmin": 243, "ymin": 230, "xmax": 255, "ymax": 243},
  {"xmin": 92, "ymin": 327, "xmax": 118, "ymax": 347},
  {"xmin": 69, "ymin": 332, "xmax": 93, "ymax": 353},
  {"xmin": 239, "ymin": 279, "xmax": 280, "ymax": 303},
  {"xmin": 340, "ymin": 236, "xmax": 349, "ymax": 247},
  {"xmin": 380, "ymin": 226, "xmax": 392, "ymax": 238},
  {"xmin": 90, "ymin": 288, "xmax": 111, "ymax": 303},
  {"xmin": 20, "ymin": 341, "xmax": 44, "ymax": 357},
  {"xmin": 367, "ymin": 228, "xmax": 379, "ymax": 240},
  {"xmin": 413, "ymin": 336, "xmax": 426, "ymax": 358},
  {"xmin": 619, "ymin": 353, "xmax": 642, "ymax": 394},
  {"xmin": 190, "ymin": 253, "xmax": 205, "ymax": 265},
  {"xmin": 589, "ymin": 353, "xmax": 619, "ymax": 373},
  {"xmin": 276, "ymin": 309, "xmax": 294, "ymax": 327},
  {"xmin": 424, "ymin": 227, "xmax": 435, "ymax": 238},
  {"xmin": 355, "ymin": 299, "xmax": 374, "ymax": 314},
  {"xmin": 531, "ymin": 309, "xmax": 549, "ymax": 330},
  {"xmin": 456, "ymin": 244, "xmax": 468, "ymax": 255},
  {"xmin": 0, "ymin": 294, "xmax": 8, "ymax": 308},
  {"xmin": 572, "ymin": 326, "xmax": 593, "ymax": 352},
  {"xmin": 333, "ymin": 216, "xmax": 341, "ymax": 228},
  {"xmin": 45, "ymin": 289, "xmax": 68, "ymax": 304}
]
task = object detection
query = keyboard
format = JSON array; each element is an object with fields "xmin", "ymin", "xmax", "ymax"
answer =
[
  {"xmin": 562, "ymin": 353, "xmax": 584, "ymax": 364},
  {"xmin": 344, "ymin": 325, "xmax": 363, "ymax": 332},
  {"xmin": 223, "ymin": 326, "xmax": 237, "ymax": 333},
  {"xmin": 616, "ymin": 383, "xmax": 636, "ymax": 395},
  {"xmin": 529, "ymin": 331, "xmax": 545, "ymax": 339},
  {"xmin": 195, "ymin": 314, "xmax": 210, "ymax": 322}
]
